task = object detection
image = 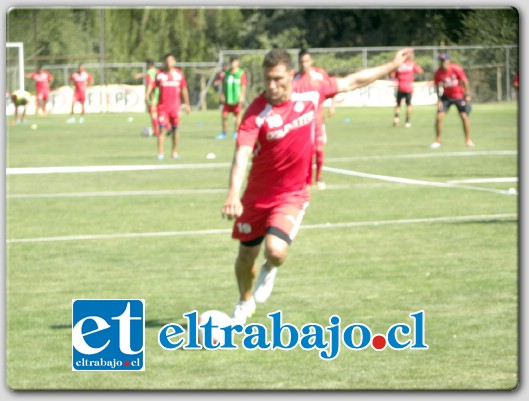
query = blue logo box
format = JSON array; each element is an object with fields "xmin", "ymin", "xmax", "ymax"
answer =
[{"xmin": 72, "ymin": 299, "xmax": 145, "ymax": 371}]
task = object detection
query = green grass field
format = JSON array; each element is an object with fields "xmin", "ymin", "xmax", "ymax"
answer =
[{"xmin": 5, "ymin": 103, "xmax": 518, "ymax": 390}]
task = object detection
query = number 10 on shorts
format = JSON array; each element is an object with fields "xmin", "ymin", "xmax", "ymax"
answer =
[{"xmin": 237, "ymin": 222, "xmax": 252, "ymax": 234}]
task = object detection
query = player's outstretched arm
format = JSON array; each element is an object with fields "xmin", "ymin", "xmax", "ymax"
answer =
[
  {"xmin": 336, "ymin": 48, "xmax": 413, "ymax": 93},
  {"xmin": 222, "ymin": 145, "xmax": 252, "ymax": 220}
]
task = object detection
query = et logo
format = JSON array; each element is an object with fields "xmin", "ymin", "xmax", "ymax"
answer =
[{"xmin": 72, "ymin": 299, "xmax": 145, "ymax": 371}]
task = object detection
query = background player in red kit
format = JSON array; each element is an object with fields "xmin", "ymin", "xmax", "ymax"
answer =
[
  {"xmin": 26, "ymin": 65, "xmax": 54, "ymax": 115},
  {"xmin": 146, "ymin": 53, "xmax": 191, "ymax": 160},
  {"xmin": 390, "ymin": 51, "xmax": 423, "ymax": 128},
  {"xmin": 294, "ymin": 49, "xmax": 335, "ymax": 190},
  {"xmin": 67, "ymin": 63, "xmax": 93, "ymax": 124},
  {"xmin": 222, "ymin": 47, "xmax": 412, "ymax": 324},
  {"xmin": 432, "ymin": 53, "xmax": 474, "ymax": 148}
]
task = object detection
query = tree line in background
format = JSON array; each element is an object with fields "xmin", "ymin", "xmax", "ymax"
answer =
[{"xmin": 7, "ymin": 8, "xmax": 518, "ymax": 65}]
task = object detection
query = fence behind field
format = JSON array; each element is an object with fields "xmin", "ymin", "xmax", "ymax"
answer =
[
  {"xmin": 7, "ymin": 44, "xmax": 518, "ymax": 113},
  {"xmin": 219, "ymin": 45, "xmax": 519, "ymax": 107}
]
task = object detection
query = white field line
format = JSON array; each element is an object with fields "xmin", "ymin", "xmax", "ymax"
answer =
[
  {"xmin": 448, "ymin": 177, "xmax": 518, "ymax": 184},
  {"xmin": 6, "ymin": 213, "xmax": 516, "ymax": 244},
  {"xmin": 326, "ymin": 150, "xmax": 517, "ymax": 162},
  {"xmin": 6, "ymin": 163, "xmax": 231, "ymax": 175},
  {"xmin": 5, "ymin": 150, "xmax": 516, "ymax": 175},
  {"xmin": 6, "ymin": 184, "xmax": 356, "ymax": 199},
  {"xmin": 7, "ymin": 188, "xmax": 228, "ymax": 199},
  {"xmin": 323, "ymin": 166, "xmax": 518, "ymax": 196}
]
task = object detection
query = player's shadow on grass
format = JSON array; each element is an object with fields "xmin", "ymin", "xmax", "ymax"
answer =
[{"xmin": 49, "ymin": 319, "xmax": 184, "ymax": 330}]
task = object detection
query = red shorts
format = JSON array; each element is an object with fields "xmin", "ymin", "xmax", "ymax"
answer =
[
  {"xmin": 37, "ymin": 91, "xmax": 49, "ymax": 101},
  {"xmin": 223, "ymin": 103, "xmax": 242, "ymax": 116},
  {"xmin": 74, "ymin": 91, "xmax": 85, "ymax": 103},
  {"xmin": 157, "ymin": 106, "xmax": 180, "ymax": 128},
  {"xmin": 232, "ymin": 190, "xmax": 310, "ymax": 245},
  {"xmin": 73, "ymin": 92, "xmax": 86, "ymax": 103}
]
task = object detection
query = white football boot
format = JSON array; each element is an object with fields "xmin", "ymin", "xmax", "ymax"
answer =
[
  {"xmin": 231, "ymin": 297, "xmax": 256, "ymax": 325},
  {"xmin": 253, "ymin": 263, "xmax": 278, "ymax": 304}
]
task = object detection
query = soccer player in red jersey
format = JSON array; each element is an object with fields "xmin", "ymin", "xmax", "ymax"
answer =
[
  {"xmin": 390, "ymin": 51, "xmax": 423, "ymax": 128},
  {"xmin": 432, "ymin": 53, "xmax": 474, "ymax": 148},
  {"xmin": 221, "ymin": 47, "xmax": 413, "ymax": 324},
  {"xmin": 294, "ymin": 49, "xmax": 335, "ymax": 190},
  {"xmin": 145, "ymin": 53, "xmax": 191, "ymax": 160},
  {"xmin": 26, "ymin": 65, "xmax": 54, "ymax": 115},
  {"xmin": 67, "ymin": 64, "xmax": 94, "ymax": 124}
]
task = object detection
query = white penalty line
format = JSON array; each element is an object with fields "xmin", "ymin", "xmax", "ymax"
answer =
[
  {"xmin": 7, "ymin": 188, "xmax": 228, "ymax": 199},
  {"xmin": 6, "ymin": 213, "xmax": 516, "ymax": 244},
  {"xmin": 6, "ymin": 150, "xmax": 516, "ymax": 175},
  {"xmin": 448, "ymin": 177, "xmax": 518, "ymax": 184},
  {"xmin": 323, "ymin": 166, "xmax": 518, "ymax": 196},
  {"xmin": 6, "ymin": 163, "xmax": 231, "ymax": 175},
  {"xmin": 326, "ymin": 150, "xmax": 517, "ymax": 162},
  {"xmin": 6, "ymin": 184, "xmax": 357, "ymax": 199}
]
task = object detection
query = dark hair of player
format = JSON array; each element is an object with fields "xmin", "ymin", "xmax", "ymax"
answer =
[
  {"xmin": 230, "ymin": 56, "xmax": 239, "ymax": 62},
  {"xmin": 163, "ymin": 53, "xmax": 176, "ymax": 61},
  {"xmin": 298, "ymin": 48, "xmax": 311, "ymax": 59},
  {"xmin": 146, "ymin": 59, "xmax": 155, "ymax": 67},
  {"xmin": 263, "ymin": 49, "xmax": 293, "ymax": 70}
]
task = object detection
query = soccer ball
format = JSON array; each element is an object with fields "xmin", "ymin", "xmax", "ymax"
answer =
[
  {"xmin": 198, "ymin": 310, "xmax": 232, "ymax": 346},
  {"xmin": 141, "ymin": 126, "xmax": 153, "ymax": 137}
]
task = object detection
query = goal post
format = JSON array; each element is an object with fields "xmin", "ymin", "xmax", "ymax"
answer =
[{"xmin": 6, "ymin": 42, "xmax": 25, "ymax": 92}]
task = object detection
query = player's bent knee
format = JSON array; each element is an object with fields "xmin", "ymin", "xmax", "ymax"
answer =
[
  {"xmin": 264, "ymin": 246, "xmax": 287, "ymax": 267},
  {"xmin": 264, "ymin": 235, "xmax": 289, "ymax": 266}
]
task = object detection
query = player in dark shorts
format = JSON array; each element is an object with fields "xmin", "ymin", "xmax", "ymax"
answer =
[
  {"xmin": 431, "ymin": 53, "xmax": 474, "ymax": 148},
  {"xmin": 391, "ymin": 51, "xmax": 423, "ymax": 128}
]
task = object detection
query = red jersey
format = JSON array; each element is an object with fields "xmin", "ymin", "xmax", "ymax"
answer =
[
  {"xmin": 70, "ymin": 71, "xmax": 93, "ymax": 94},
  {"xmin": 153, "ymin": 68, "xmax": 187, "ymax": 109},
  {"xmin": 294, "ymin": 67, "xmax": 330, "ymax": 125},
  {"xmin": 434, "ymin": 64, "xmax": 467, "ymax": 99},
  {"xmin": 30, "ymin": 71, "xmax": 53, "ymax": 93},
  {"xmin": 392, "ymin": 60, "xmax": 423, "ymax": 93},
  {"xmin": 237, "ymin": 77, "xmax": 338, "ymax": 201}
]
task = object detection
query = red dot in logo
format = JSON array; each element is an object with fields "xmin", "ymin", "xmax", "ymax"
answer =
[
  {"xmin": 372, "ymin": 334, "xmax": 387, "ymax": 350},
  {"xmin": 125, "ymin": 361, "xmax": 130, "ymax": 366}
]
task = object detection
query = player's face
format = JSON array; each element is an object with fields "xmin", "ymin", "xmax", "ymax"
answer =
[
  {"xmin": 164, "ymin": 56, "xmax": 176, "ymax": 70},
  {"xmin": 264, "ymin": 63, "xmax": 294, "ymax": 105},
  {"xmin": 231, "ymin": 59, "xmax": 239, "ymax": 70},
  {"xmin": 299, "ymin": 54, "xmax": 313, "ymax": 74},
  {"xmin": 441, "ymin": 60, "xmax": 450, "ymax": 70}
]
